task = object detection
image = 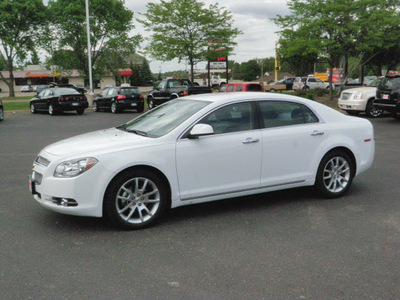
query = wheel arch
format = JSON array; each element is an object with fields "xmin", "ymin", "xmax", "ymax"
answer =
[
  {"xmin": 102, "ymin": 165, "xmax": 172, "ymax": 214},
  {"xmin": 320, "ymin": 146, "xmax": 357, "ymax": 175}
]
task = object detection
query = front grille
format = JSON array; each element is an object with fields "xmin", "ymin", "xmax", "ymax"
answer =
[
  {"xmin": 341, "ymin": 93, "xmax": 351, "ymax": 100},
  {"xmin": 35, "ymin": 156, "xmax": 50, "ymax": 167}
]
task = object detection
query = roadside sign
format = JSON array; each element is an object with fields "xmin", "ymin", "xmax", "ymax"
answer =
[{"xmin": 210, "ymin": 62, "xmax": 227, "ymax": 69}]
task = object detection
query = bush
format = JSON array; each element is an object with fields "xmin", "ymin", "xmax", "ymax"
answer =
[{"xmin": 314, "ymin": 88, "xmax": 329, "ymax": 97}]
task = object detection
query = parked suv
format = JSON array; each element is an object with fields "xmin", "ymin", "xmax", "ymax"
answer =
[
  {"xmin": 0, "ymin": 99, "xmax": 4, "ymax": 121},
  {"xmin": 373, "ymin": 72, "xmax": 400, "ymax": 120},
  {"xmin": 293, "ymin": 76, "xmax": 330, "ymax": 90},
  {"xmin": 338, "ymin": 77, "xmax": 383, "ymax": 118},
  {"xmin": 219, "ymin": 82, "xmax": 263, "ymax": 92}
]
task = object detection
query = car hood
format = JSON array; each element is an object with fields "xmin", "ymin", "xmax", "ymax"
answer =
[
  {"xmin": 43, "ymin": 127, "xmax": 151, "ymax": 157},
  {"xmin": 343, "ymin": 86, "xmax": 377, "ymax": 93}
]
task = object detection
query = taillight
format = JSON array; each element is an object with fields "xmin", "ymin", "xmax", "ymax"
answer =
[
  {"xmin": 183, "ymin": 90, "xmax": 189, "ymax": 96},
  {"xmin": 140, "ymin": 94, "xmax": 144, "ymax": 99},
  {"xmin": 117, "ymin": 95, "xmax": 126, "ymax": 100}
]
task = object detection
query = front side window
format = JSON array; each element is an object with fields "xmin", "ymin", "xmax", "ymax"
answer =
[
  {"xmin": 197, "ymin": 102, "xmax": 254, "ymax": 134},
  {"xmin": 235, "ymin": 85, "xmax": 243, "ymax": 92},
  {"xmin": 258, "ymin": 101, "xmax": 319, "ymax": 128},
  {"xmin": 227, "ymin": 85, "xmax": 234, "ymax": 92}
]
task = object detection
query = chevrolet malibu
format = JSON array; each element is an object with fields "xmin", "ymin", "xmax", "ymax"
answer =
[{"xmin": 29, "ymin": 93, "xmax": 375, "ymax": 229}]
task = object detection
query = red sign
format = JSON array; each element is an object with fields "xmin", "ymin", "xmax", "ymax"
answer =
[
  {"xmin": 217, "ymin": 57, "xmax": 226, "ymax": 61},
  {"xmin": 118, "ymin": 69, "xmax": 133, "ymax": 76}
]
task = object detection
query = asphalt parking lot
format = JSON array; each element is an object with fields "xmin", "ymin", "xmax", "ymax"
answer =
[{"xmin": 1, "ymin": 110, "xmax": 400, "ymax": 299}]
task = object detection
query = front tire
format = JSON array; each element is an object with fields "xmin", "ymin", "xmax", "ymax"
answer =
[
  {"xmin": 147, "ymin": 98, "xmax": 154, "ymax": 110},
  {"xmin": 315, "ymin": 151, "xmax": 354, "ymax": 198},
  {"xmin": 366, "ymin": 101, "xmax": 383, "ymax": 118},
  {"xmin": 0, "ymin": 107, "xmax": 3, "ymax": 121},
  {"xmin": 30, "ymin": 104, "xmax": 37, "ymax": 114},
  {"xmin": 104, "ymin": 169, "xmax": 168, "ymax": 230},
  {"xmin": 93, "ymin": 101, "xmax": 98, "ymax": 112},
  {"xmin": 76, "ymin": 109, "xmax": 85, "ymax": 115}
]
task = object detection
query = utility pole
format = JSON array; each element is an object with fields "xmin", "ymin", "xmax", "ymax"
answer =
[
  {"xmin": 85, "ymin": 0, "xmax": 94, "ymax": 104},
  {"xmin": 274, "ymin": 41, "xmax": 278, "ymax": 82}
]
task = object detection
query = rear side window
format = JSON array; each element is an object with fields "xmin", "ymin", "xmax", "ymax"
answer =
[
  {"xmin": 227, "ymin": 85, "xmax": 234, "ymax": 92},
  {"xmin": 235, "ymin": 85, "xmax": 243, "ymax": 92},
  {"xmin": 247, "ymin": 84, "xmax": 262, "ymax": 91},
  {"xmin": 258, "ymin": 101, "xmax": 319, "ymax": 128}
]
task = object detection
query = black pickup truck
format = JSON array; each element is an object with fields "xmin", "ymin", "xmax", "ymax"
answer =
[
  {"xmin": 146, "ymin": 79, "xmax": 212, "ymax": 109},
  {"xmin": 373, "ymin": 72, "xmax": 400, "ymax": 120}
]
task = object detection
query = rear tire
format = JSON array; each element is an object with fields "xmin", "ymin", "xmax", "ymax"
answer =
[
  {"xmin": 76, "ymin": 109, "xmax": 85, "ymax": 115},
  {"xmin": 392, "ymin": 112, "xmax": 400, "ymax": 120},
  {"xmin": 48, "ymin": 104, "xmax": 56, "ymax": 115},
  {"xmin": 93, "ymin": 101, "xmax": 98, "ymax": 112},
  {"xmin": 315, "ymin": 150, "xmax": 355, "ymax": 198},
  {"xmin": 0, "ymin": 107, "xmax": 3, "ymax": 121},
  {"xmin": 104, "ymin": 169, "xmax": 168, "ymax": 230},
  {"xmin": 111, "ymin": 102, "xmax": 119, "ymax": 114}
]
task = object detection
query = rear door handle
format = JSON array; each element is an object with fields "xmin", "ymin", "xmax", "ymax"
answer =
[
  {"xmin": 242, "ymin": 138, "xmax": 260, "ymax": 144},
  {"xmin": 311, "ymin": 130, "xmax": 324, "ymax": 136}
]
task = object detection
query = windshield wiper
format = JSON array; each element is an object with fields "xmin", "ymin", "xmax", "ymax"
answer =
[{"xmin": 127, "ymin": 129, "xmax": 148, "ymax": 137}]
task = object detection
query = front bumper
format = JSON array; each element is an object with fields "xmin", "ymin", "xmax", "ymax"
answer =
[
  {"xmin": 29, "ymin": 152, "xmax": 112, "ymax": 217},
  {"xmin": 338, "ymin": 99, "xmax": 367, "ymax": 112},
  {"xmin": 373, "ymin": 99, "xmax": 398, "ymax": 113}
]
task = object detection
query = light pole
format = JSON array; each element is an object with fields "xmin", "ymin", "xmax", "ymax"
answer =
[{"xmin": 85, "ymin": 0, "xmax": 94, "ymax": 103}]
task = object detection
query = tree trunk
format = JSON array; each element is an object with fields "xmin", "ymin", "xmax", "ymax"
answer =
[{"xmin": 7, "ymin": 64, "xmax": 15, "ymax": 97}]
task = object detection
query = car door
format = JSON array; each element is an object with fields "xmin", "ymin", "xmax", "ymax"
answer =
[
  {"xmin": 307, "ymin": 78, "xmax": 317, "ymax": 89},
  {"xmin": 315, "ymin": 78, "xmax": 327, "ymax": 88},
  {"xmin": 257, "ymin": 100, "xmax": 327, "ymax": 187},
  {"xmin": 176, "ymin": 102, "xmax": 262, "ymax": 201},
  {"xmin": 97, "ymin": 88, "xmax": 109, "ymax": 108}
]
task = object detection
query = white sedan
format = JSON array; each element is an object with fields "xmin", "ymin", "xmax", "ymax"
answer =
[{"xmin": 29, "ymin": 93, "xmax": 375, "ymax": 229}]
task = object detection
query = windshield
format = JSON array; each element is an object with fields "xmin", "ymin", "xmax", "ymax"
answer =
[
  {"xmin": 119, "ymin": 99, "xmax": 210, "ymax": 138},
  {"xmin": 381, "ymin": 76, "xmax": 400, "ymax": 90}
]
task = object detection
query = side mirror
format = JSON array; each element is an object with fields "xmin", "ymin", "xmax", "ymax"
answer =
[{"xmin": 189, "ymin": 124, "xmax": 214, "ymax": 139}]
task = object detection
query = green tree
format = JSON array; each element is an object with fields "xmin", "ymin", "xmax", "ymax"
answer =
[
  {"xmin": 0, "ymin": 0, "xmax": 47, "ymax": 96},
  {"xmin": 140, "ymin": 59, "xmax": 154, "ymax": 85},
  {"xmin": 274, "ymin": 0, "xmax": 400, "ymax": 94},
  {"xmin": 48, "ymin": 0, "xmax": 141, "ymax": 84},
  {"xmin": 239, "ymin": 60, "xmax": 260, "ymax": 81},
  {"xmin": 139, "ymin": 0, "xmax": 241, "ymax": 82}
]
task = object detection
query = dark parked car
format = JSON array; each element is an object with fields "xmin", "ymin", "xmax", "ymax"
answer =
[
  {"xmin": 147, "ymin": 79, "xmax": 212, "ymax": 109},
  {"xmin": 30, "ymin": 88, "xmax": 88, "ymax": 115},
  {"xmin": 0, "ymin": 99, "xmax": 4, "ymax": 121},
  {"xmin": 48, "ymin": 82, "xmax": 86, "ymax": 94},
  {"xmin": 93, "ymin": 86, "xmax": 144, "ymax": 113},
  {"xmin": 35, "ymin": 85, "xmax": 48, "ymax": 94},
  {"xmin": 373, "ymin": 72, "xmax": 400, "ymax": 120}
]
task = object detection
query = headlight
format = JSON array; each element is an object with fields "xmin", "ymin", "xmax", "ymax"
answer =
[
  {"xmin": 54, "ymin": 158, "xmax": 98, "ymax": 178},
  {"xmin": 353, "ymin": 92, "xmax": 363, "ymax": 100}
]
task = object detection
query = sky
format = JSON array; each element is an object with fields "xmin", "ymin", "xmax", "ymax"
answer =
[{"xmin": 124, "ymin": 0, "xmax": 290, "ymax": 73}]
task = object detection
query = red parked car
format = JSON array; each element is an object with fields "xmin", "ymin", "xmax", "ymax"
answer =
[{"xmin": 219, "ymin": 82, "xmax": 263, "ymax": 92}]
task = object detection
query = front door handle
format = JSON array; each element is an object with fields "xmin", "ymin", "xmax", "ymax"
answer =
[
  {"xmin": 311, "ymin": 130, "xmax": 324, "ymax": 136},
  {"xmin": 242, "ymin": 138, "xmax": 260, "ymax": 144}
]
